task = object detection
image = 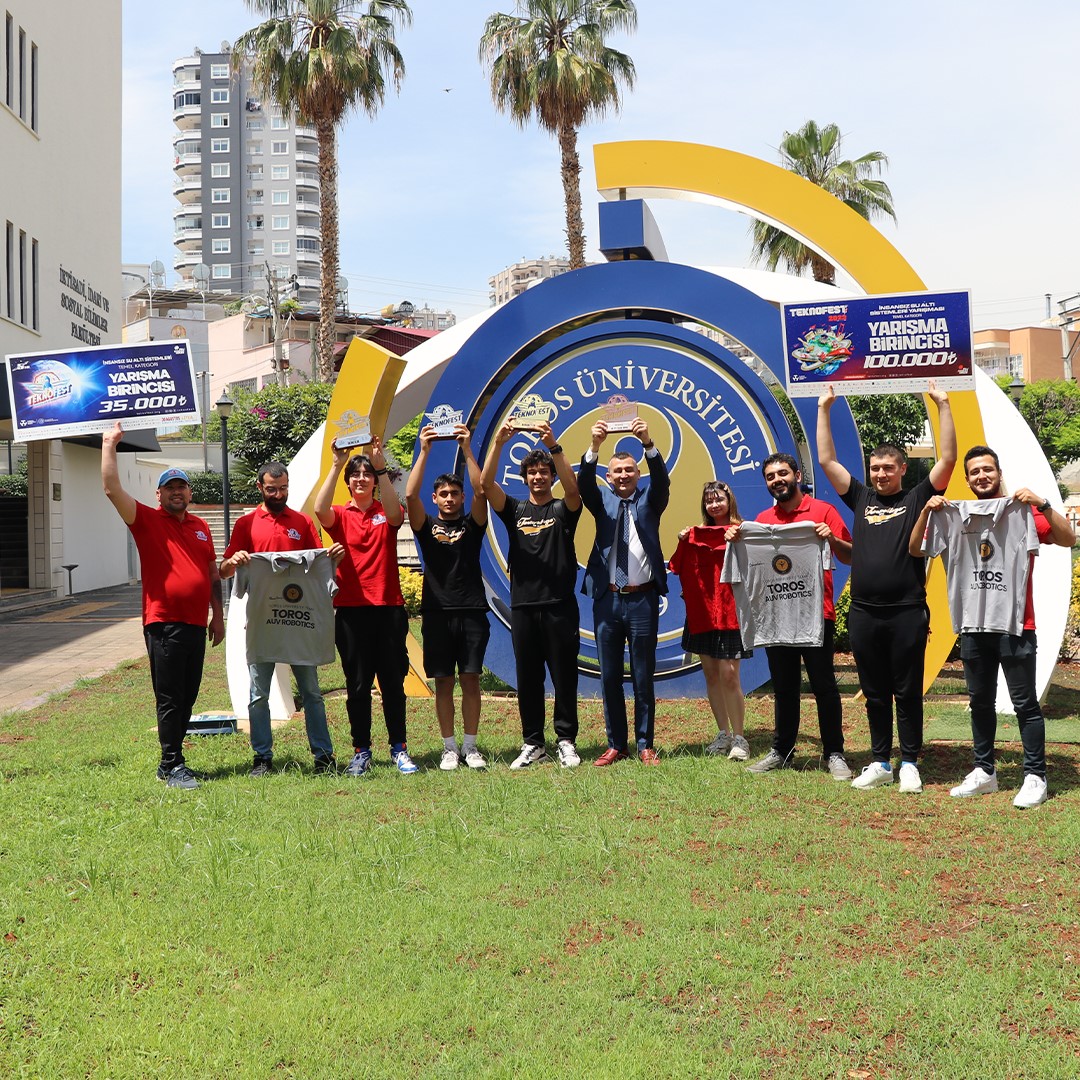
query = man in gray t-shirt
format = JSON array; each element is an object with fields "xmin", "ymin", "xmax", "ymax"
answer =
[{"xmin": 910, "ymin": 444, "xmax": 1074, "ymax": 808}]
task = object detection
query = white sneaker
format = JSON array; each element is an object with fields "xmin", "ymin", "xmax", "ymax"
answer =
[
  {"xmin": 898, "ymin": 762, "xmax": 923, "ymax": 794},
  {"xmin": 950, "ymin": 767, "xmax": 998, "ymax": 798},
  {"xmin": 825, "ymin": 753, "xmax": 853, "ymax": 781},
  {"xmin": 728, "ymin": 735, "xmax": 750, "ymax": 762},
  {"xmin": 556, "ymin": 739, "xmax": 581, "ymax": 768},
  {"xmin": 439, "ymin": 747, "xmax": 460, "ymax": 771},
  {"xmin": 463, "ymin": 748, "xmax": 487, "ymax": 770},
  {"xmin": 705, "ymin": 730, "xmax": 733, "ymax": 756},
  {"xmin": 851, "ymin": 762, "xmax": 894, "ymax": 789},
  {"xmin": 1013, "ymin": 774, "xmax": 1048, "ymax": 809},
  {"xmin": 509, "ymin": 743, "xmax": 550, "ymax": 770}
]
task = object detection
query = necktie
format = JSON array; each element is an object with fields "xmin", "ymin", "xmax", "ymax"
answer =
[{"xmin": 614, "ymin": 499, "xmax": 630, "ymax": 589}]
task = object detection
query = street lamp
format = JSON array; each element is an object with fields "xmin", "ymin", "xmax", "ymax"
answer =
[
  {"xmin": 216, "ymin": 390, "xmax": 234, "ymax": 545},
  {"xmin": 1008, "ymin": 375, "xmax": 1025, "ymax": 408}
]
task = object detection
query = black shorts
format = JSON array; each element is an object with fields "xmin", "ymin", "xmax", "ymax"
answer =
[
  {"xmin": 422, "ymin": 610, "xmax": 491, "ymax": 678},
  {"xmin": 682, "ymin": 627, "xmax": 752, "ymax": 660}
]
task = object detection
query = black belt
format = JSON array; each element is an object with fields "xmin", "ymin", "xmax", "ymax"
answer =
[{"xmin": 609, "ymin": 581, "xmax": 656, "ymax": 594}]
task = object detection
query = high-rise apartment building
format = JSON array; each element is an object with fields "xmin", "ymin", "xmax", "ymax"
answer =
[
  {"xmin": 488, "ymin": 256, "xmax": 570, "ymax": 305},
  {"xmin": 172, "ymin": 48, "xmax": 321, "ymax": 305}
]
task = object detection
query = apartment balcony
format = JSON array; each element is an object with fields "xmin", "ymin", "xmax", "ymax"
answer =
[
  {"xmin": 174, "ymin": 226, "xmax": 203, "ymax": 247},
  {"xmin": 296, "ymin": 172, "xmax": 318, "ymax": 192},
  {"xmin": 174, "ymin": 250, "xmax": 204, "ymax": 269},
  {"xmin": 173, "ymin": 152, "xmax": 202, "ymax": 173},
  {"xmin": 173, "ymin": 129, "xmax": 202, "ymax": 149},
  {"xmin": 174, "ymin": 202, "xmax": 202, "ymax": 219},
  {"xmin": 172, "ymin": 57, "xmax": 201, "ymax": 76},
  {"xmin": 296, "ymin": 224, "xmax": 321, "ymax": 240},
  {"xmin": 295, "ymin": 123, "xmax": 317, "ymax": 139},
  {"xmin": 296, "ymin": 275, "xmax": 320, "ymax": 290},
  {"xmin": 173, "ymin": 103, "xmax": 201, "ymax": 130},
  {"xmin": 297, "ymin": 249, "xmax": 321, "ymax": 265},
  {"xmin": 172, "ymin": 176, "xmax": 202, "ymax": 202},
  {"xmin": 295, "ymin": 150, "xmax": 318, "ymax": 166}
]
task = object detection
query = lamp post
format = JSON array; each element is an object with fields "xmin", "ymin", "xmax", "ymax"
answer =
[
  {"xmin": 216, "ymin": 391, "xmax": 234, "ymax": 546},
  {"xmin": 1008, "ymin": 375, "xmax": 1025, "ymax": 409}
]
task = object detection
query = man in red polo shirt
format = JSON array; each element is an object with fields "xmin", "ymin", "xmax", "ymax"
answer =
[
  {"xmin": 733, "ymin": 453, "xmax": 853, "ymax": 779},
  {"xmin": 101, "ymin": 421, "xmax": 224, "ymax": 789},
  {"xmin": 313, "ymin": 436, "xmax": 413, "ymax": 776},
  {"xmin": 219, "ymin": 461, "xmax": 344, "ymax": 777}
]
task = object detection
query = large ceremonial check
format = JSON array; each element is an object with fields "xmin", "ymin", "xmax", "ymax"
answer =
[
  {"xmin": 781, "ymin": 290, "xmax": 974, "ymax": 398},
  {"xmin": 6, "ymin": 340, "xmax": 201, "ymax": 441}
]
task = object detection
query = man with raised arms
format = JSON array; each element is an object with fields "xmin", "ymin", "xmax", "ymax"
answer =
[
  {"xmin": 481, "ymin": 421, "xmax": 583, "ymax": 769},
  {"xmin": 817, "ymin": 381, "xmax": 956, "ymax": 793},
  {"xmin": 405, "ymin": 423, "xmax": 490, "ymax": 771},
  {"xmin": 101, "ymin": 421, "xmax": 224, "ymax": 789},
  {"xmin": 909, "ymin": 444, "xmax": 1074, "ymax": 807}
]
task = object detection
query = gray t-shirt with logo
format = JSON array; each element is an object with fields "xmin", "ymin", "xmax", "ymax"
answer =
[
  {"xmin": 720, "ymin": 521, "xmax": 832, "ymax": 647},
  {"xmin": 234, "ymin": 549, "xmax": 338, "ymax": 665},
  {"xmin": 923, "ymin": 498, "xmax": 1040, "ymax": 635}
]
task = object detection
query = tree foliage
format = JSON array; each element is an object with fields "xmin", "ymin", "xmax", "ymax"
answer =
[
  {"xmin": 847, "ymin": 393, "xmax": 927, "ymax": 456},
  {"xmin": 751, "ymin": 121, "xmax": 896, "ymax": 284},
  {"xmin": 385, "ymin": 412, "xmax": 422, "ymax": 467},
  {"xmin": 479, "ymin": 0, "xmax": 637, "ymax": 269},
  {"xmin": 235, "ymin": 0, "xmax": 411, "ymax": 380},
  {"xmin": 226, "ymin": 381, "xmax": 335, "ymax": 473},
  {"xmin": 1015, "ymin": 380, "xmax": 1080, "ymax": 475}
]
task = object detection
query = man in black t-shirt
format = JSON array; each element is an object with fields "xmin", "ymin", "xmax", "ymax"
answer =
[
  {"xmin": 481, "ymin": 420, "xmax": 583, "ymax": 769},
  {"xmin": 818, "ymin": 382, "xmax": 956, "ymax": 794},
  {"xmin": 406, "ymin": 423, "xmax": 490, "ymax": 771}
]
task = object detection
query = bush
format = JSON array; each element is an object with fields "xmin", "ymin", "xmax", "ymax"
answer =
[
  {"xmin": 0, "ymin": 456, "xmax": 29, "ymax": 496},
  {"xmin": 1064, "ymin": 554, "xmax": 1080, "ymax": 659},
  {"xmin": 399, "ymin": 568, "xmax": 423, "ymax": 616},
  {"xmin": 187, "ymin": 470, "xmax": 259, "ymax": 505},
  {"xmin": 833, "ymin": 583, "xmax": 850, "ymax": 651}
]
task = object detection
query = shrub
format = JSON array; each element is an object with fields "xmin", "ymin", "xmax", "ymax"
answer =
[
  {"xmin": 833, "ymin": 583, "xmax": 850, "ymax": 651},
  {"xmin": 187, "ymin": 470, "xmax": 259, "ymax": 505},
  {"xmin": 399, "ymin": 568, "xmax": 423, "ymax": 616},
  {"xmin": 1064, "ymin": 554, "xmax": 1080, "ymax": 659}
]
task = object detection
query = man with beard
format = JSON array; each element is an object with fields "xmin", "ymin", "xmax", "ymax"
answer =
[
  {"xmin": 909, "ymin": 445, "xmax": 1075, "ymax": 808},
  {"xmin": 220, "ymin": 461, "xmax": 344, "ymax": 776},
  {"xmin": 729, "ymin": 453, "xmax": 853, "ymax": 778}
]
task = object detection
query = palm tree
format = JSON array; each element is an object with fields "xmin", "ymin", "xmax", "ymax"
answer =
[
  {"xmin": 235, "ymin": 0, "xmax": 411, "ymax": 381},
  {"xmin": 479, "ymin": 0, "xmax": 637, "ymax": 270},
  {"xmin": 750, "ymin": 120, "xmax": 896, "ymax": 285}
]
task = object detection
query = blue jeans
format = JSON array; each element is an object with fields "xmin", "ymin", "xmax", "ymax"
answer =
[
  {"xmin": 961, "ymin": 630, "xmax": 1045, "ymax": 778},
  {"xmin": 248, "ymin": 662, "xmax": 333, "ymax": 761},
  {"xmin": 594, "ymin": 588, "xmax": 659, "ymax": 751}
]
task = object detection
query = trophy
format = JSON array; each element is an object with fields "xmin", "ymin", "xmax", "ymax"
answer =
[
  {"xmin": 331, "ymin": 409, "xmax": 372, "ymax": 450},
  {"xmin": 509, "ymin": 393, "xmax": 556, "ymax": 431},
  {"xmin": 598, "ymin": 393, "xmax": 639, "ymax": 433},
  {"xmin": 424, "ymin": 403, "xmax": 465, "ymax": 438}
]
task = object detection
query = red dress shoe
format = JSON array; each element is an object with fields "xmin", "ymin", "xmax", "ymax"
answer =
[
  {"xmin": 639, "ymin": 748, "xmax": 660, "ymax": 765},
  {"xmin": 594, "ymin": 747, "xmax": 629, "ymax": 767}
]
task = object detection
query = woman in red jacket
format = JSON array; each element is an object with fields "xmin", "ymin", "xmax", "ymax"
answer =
[{"xmin": 668, "ymin": 481, "xmax": 751, "ymax": 760}]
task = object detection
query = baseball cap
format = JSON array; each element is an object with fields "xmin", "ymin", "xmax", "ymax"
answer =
[{"xmin": 157, "ymin": 467, "xmax": 191, "ymax": 488}]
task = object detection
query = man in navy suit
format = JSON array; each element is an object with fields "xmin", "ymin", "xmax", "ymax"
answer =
[{"xmin": 579, "ymin": 418, "xmax": 670, "ymax": 765}]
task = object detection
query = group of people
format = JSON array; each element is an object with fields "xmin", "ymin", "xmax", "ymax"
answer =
[{"xmin": 101, "ymin": 379, "xmax": 1073, "ymax": 807}]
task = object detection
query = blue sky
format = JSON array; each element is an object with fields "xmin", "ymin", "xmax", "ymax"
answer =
[{"xmin": 123, "ymin": 1, "xmax": 1080, "ymax": 325}]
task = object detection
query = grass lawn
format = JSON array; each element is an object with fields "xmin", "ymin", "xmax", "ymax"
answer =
[{"xmin": 1, "ymin": 647, "xmax": 1079, "ymax": 1078}]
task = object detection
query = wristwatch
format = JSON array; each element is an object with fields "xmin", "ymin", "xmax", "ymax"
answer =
[
  {"xmin": 1038, "ymin": 499, "xmax": 1051, "ymax": 513},
  {"xmin": 373, "ymin": 467, "xmax": 388, "ymax": 477},
  {"xmin": 548, "ymin": 443, "xmax": 563, "ymax": 455}
]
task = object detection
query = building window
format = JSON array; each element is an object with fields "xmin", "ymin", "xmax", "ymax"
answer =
[
  {"xmin": 210, "ymin": 113, "xmax": 229, "ymax": 128},
  {"xmin": 211, "ymin": 88, "xmax": 229, "ymax": 103},
  {"xmin": 173, "ymin": 90, "xmax": 200, "ymax": 108},
  {"xmin": 270, "ymin": 116, "xmax": 288, "ymax": 130},
  {"xmin": 271, "ymin": 140, "xmax": 289, "ymax": 155},
  {"xmin": 212, "ymin": 264, "xmax": 231, "ymax": 280},
  {"xmin": 211, "ymin": 137, "xmax": 230, "ymax": 153},
  {"xmin": 249, "ymin": 244, "xmax": 264, "ymax": 256},
  {"xmin": 17, "ymin": 27, "xmax": 24, "ymax": 120},
  {"xmin": 271, "ymin": 190, "xmax": 289, "ymax": 205},
  {"xmin": 246, "ymin": 140, "xmax": 262, "ymax": 156},
  {"xmin": 212, "ymin": 213, "xmax": 230, "ymax": 228},
  {"xmin": 271, "ymin": 165, "xmax": 289, "ymax": 180},
  {"xmin": 245, "ymin": 119, "xmax": 263, "ymax": 131},
  {"xmin": 271, "ymin": 215, "xmax": 289, "ymax": 230},
  {"xmin": 212, "ymin": 238, "xmax": 231, "ymax": 253},
  {"xmin": 18, "ymin": 228, "xmax": 25, "ymax": 324},
  {"xmin": 30, "ymin": 236, "xmax": 37, "ymax": 330},
  {"xmin": 272, "ymin": 241, "xmax": 290, "ymax": 255},
  {"xmin": 211, "ymin": 188, "xmax": 230, "ymax": 203},
  {"xmin": 211, "ymin": 162, "xmax": 230, "ymax": 178},
  {"xmin": 297, "ymin": 237, "xmax": 319, "ymax": 253},
  {"xmin": 4, "ymin": 221, "xmax": 11, "ymax": 318},
  {"xmin": 210, "ymin": 63, "xmax": 229, "ymax": 79},
  {"xmin": 5, "ymin": 15, "xmax": 11, "ymax": 109},
  {"xmin": 248, "ymin": 215, "xmax": 264, "ymax": 230},
  {"xmin": 29, "ymin": 40, "xmax": 36, "ymax": 131}
]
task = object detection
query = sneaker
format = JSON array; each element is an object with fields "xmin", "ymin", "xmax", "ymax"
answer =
[
  {"xmin": 705, "ymin": 730, "xmax": 733, "ymax": 756},
  {"xmin": 463, "ymin": 748, "xmax": 487, "ymax": 770},
  {"xmin": 898, "ymin": 762, "xmax": 923, "ymax": 794},
  {"xmin": 158, "ymin": 764, "xmax": 199, "ymax": 790},
  {"xmin": 557, "ymin": 740, "xmax": 581, "ymax": 768},
  {"xmin": 851, "ymin": 762, "xmax": 894, "ymax": 789},
  {"xmin": 439, "ymin": 747, "xmax": 461, "ymax": 771},
  {"xmin": 1013, "ymin": 774, "xmax": 1048, "ymax": 809},
  {"xmin": 250, "ymin": 757, "xmax": 274, "ymax": 778},
  {"xmin": 747, "ymin": 748, "xmax": 792, "ymax": 774},
  {"xmin": 728, "ymin": 735, "xmax": 750, "ymax": 761},
  {"xmin": 313, "ymin": 754, "xmax": 337, "ymax": 775},
  {"xmin": 392, "ymin": 749, "xmax": 419, "ymax": 775},
  {"xmin": 509, "ymin": 743, "xmax": 550, "ymax": 770},
  {"xmin": 950, "ymin": 767, "xmax": 998, "ymax": 798},
  {"xmin": 344, "ymin": 750, "xmax": 372, "ymax": 777},
  {"xmin": 825, "ymin": 753, "xmax": 853, "ymax": 781}
]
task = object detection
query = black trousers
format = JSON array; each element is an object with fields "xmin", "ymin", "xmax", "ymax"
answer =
[
  {"xmin": 764, "ymin": 620, "xmax": 844, "ymax": 759},
  {"xmin": 334, "ymin": 605, "xmax": 409, "ymax": 750},
  {"xmin": 144, "ymin": 621, "xmax": 206, "ymax": 773},
  {"xmin": 848, "ymin": 602, "xmax": 929, "ymax": 763},
  {"xmin": 510, "ymin": 598, "xmax": 579, "ymax": 747}
]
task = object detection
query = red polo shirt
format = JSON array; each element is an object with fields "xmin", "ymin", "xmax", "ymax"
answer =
[
  {"xmin": 755, "ymin": 495, "xmax": 851, "ymax": 620},
  {"xmin": 326, "ymin": 500, "xmax": 403, "ymax": 607},
  {"xmin": 129, "ymin": 502, "xmax": 217, "ymax": 627},
  {"xmin": 224, "ymin": 504, "xmax": 322, "ymax": 556}
]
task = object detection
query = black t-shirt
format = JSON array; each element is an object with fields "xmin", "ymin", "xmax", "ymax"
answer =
[
  {"xmin": 841, "ymin": 475, "xmax": 940, "ymax": 607},
  {"xmin": 494, "ymin": 495, "xmax": 581, "ymax": 607},
  {"xmin": 414, "ymin": 513, "xmax": 488, "ymax": 613}
]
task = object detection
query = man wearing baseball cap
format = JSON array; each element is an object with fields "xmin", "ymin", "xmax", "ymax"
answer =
[{"xmin": 102, "ymin": 422, "xmax": 225, "ymax": 788}]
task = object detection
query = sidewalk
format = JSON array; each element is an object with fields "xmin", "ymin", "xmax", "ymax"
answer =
[{"xmin": 0, "ymin": 583, "xmax": 147, "ymax": 715}]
